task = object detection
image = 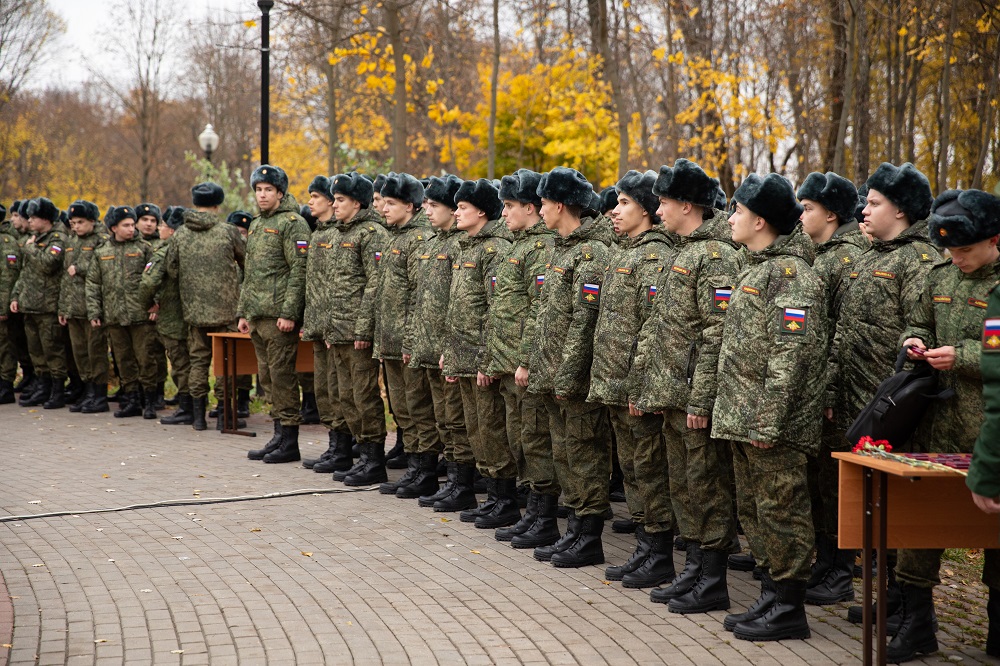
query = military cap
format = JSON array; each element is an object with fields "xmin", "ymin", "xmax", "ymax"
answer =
[
  {"xmin": 652, "ymin": 159, "xmax": 719, "ymax": 209},
  {"xmin": 331, "ymin": 172, "xmax": 374, "ymax": 208},
  {"xmin": 616, "ymin": 169, "xmax": 660, "ymax": 221},
  {"xmin": 191, "ymin": 182, "xmax": 225, "ymax": 207},
  {"xmin": 928, "ymin": 189, "xmax": 1000, "ymax": 248},
  {"xmin": 499, "ymin": 169, "xmax": 543, "ymax": 208},
  {"xmin": 308, "ymin": 175, "xmax": 335, "ymax": 202},
  {"xmin": 68, "ymin": 200, "xmax": 100, "ymax": 222},
  {"xmin": 164, "ymin": 206, "xmax": 186, "ymax": 230},
  {"xmin": 733, "ymin": 173, "xmax": 803, "ymax": 235},
  {"xmin": 424, "ymin": 174, "xmax": 463, "ymax": 210},
  {"xmin": 227, "ymin": 211, "xmax": 252, "ymax": 230},
  {"xmin": 10, "ymin": 200, "xmax": 22, "ymax": 217},
  {"xmin": 135, "ymin": 203, "xmax": 161, "ymax": 221},
  {"xmin": 797, "ymin": 172, "xmax": 859, "ymax": 224},
  {"xmin": 108, "ymin": 206, "xmax": 137, "ymax": 228},
  {"xmin": 536, "ymin": 167, "xmax": 594, "ymax": 208},
  {"xmin": 24, "ymin": 197, "xmax": 60, "ymax": 223},
  {"xmin": 372, "ymin": 174, "xmax": 387, "ymax": 195},
  {"xmin": 596, "ymin": 186, "xmax": 618, "ymax": 215},
  {"xmin": 866, "ymin": 162, "xmax": 933, "ymax": 222},
  {"xmin": 455, "ymin": 178, "xmax": 503, "ymax": 220},
  {"xmin": 250, "ymin": 164, "xmax": 289, "ymax": 195},
  {"xmin": 380, "ymin": 172, "xmax": 424, "ymax": 207}
]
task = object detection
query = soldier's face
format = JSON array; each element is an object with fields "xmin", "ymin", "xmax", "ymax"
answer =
[
  {"xmin": 309, "ymin": 191, "xmax": 335, "ymax": 220},
  {"xmin": 861, "ymin": 189, "xmax": 906, "ymax": 240},
  {"xmin": 136, "ymin": 215, "xmax": 158, "ymax": 236},
  {"xmin": 425, "ymin": 200, "xmax": 454, "ymax": 230},
  {"xmin": 372, "ymin": 193, "xmax": 385, "ymax": 217},
  {"xmin": 331, "ymin": 193, "xmax": 360, "ymax": 223},
  {"xmin": 950, "ymin": 236, "xmax": 1000, "ymax": 273},
  {"xmin": 539, "ymin": 198, "xmax": 560, "ymax": 230},
  {"xmin": 255, "ymin": 183, "xmax": 281, "ymax": 212},
  {"xmin": 728, "ymin": 203, "xmax": 761, "ymax": 246},
  {"xmin": 112, "ymin": 219, "xmax": 135, "ymax": 242},
  {"xmin": 70, "ymin": 217, "xmax": 94, "ymax": 236},
  {"xmin": 455, "ymin": 201, "xmax": 486, "ymax": 232},
  {"xmin": 28, "ymin": 215, "xmax": 51, "ymax": 233},
  {"xmin": 382, "ymin": 197, "xmax": 413, "ymax": 226},
  {"xmin": 158, "ymin": 223, "xmax": 175, "ymax": 240},
  {"xmin": 613, "ymin": 194, "xmax": 648, "ymax": 238},
  {"xmin": 799, "ymin": 199, "xmax": 836, "ymax": 242},
  {"xmin": 502, "ymin": 201, "xmax": 527, "ymax": 232}
]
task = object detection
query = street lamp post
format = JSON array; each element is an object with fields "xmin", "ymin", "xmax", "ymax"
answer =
[
  {"xmin": 199, "ymin": 123, "xmax": 220, "ymax": 163},
  {"xmin": 258, "ymin": 0, "xmax": 274, "ymax": 165}
]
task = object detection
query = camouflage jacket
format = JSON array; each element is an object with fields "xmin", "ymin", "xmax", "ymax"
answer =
[
  {"xmin": 828, "ymin": 220, "xmax": 939, "ymax": 424},
  {"xmin": 166, "ymin": 210, "xmax": 245, "ymax": 328},
  {"xmin": 528, "ymin": 216, "xmax": 617, "ymax": 398},
  {"xmin": 10, "ymin": 227, "xmax": 66, "ymax": 315},
  {"xmin": 968, "ymin": 283, "xmax": 1000, "ymax": 496},
  {"xmin": 140, "ymin": 239, "xmax": 187, "ymax": 340},
  {"xmin": 236, "ymin": 194, "xmax": 310, "ymax": 323},
  {"xmin": 86, "ymin": 235, "xmax": 153, "ymax": 326},
  {"xmin": 901, "ymin": 259, "xmax": 1000, "ymax": 452},
  {"xmin": 404, "ymin": 224, "xmax": 466, "ymax": 369},
  {"xmin": 441, "ymin": 219, "xmax": 513, "ymax": 377},
  {"xmin": 711, "ymin": 226, "xmax": 828, "ymax": 455},
  {"xmin": 303, "ymin": 208, "xmax": 388, "ymax": 345},
  {"xmin": 587, "ymin": 226, "xmax": 675, "ymax": 407},
  {"xmin": 629, "ymin": 211, "xmax": 742, "ymax": 414},
  {"xmin": 484, "ymin": 221, "xmax": 556, "ymax": 376},
  {"xmin": 58, "ymin": 228, "xmax": 106, "ymax": 320},
  {"xmin": 372, "ymin": 210, "xmax": 432, "ymax": 361},
  {"xmin": 0, "ymin": 232, "xmax": 21, "ymax": 316}
]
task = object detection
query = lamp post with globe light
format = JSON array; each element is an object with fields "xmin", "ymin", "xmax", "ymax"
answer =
[{"xmin": 198, "ymin": 123, "xmax": 220, "ymax": 163}]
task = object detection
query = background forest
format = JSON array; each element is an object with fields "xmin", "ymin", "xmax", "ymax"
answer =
[{"xmin": 1, "ymin": 0, "xmax": 998, "ymax": 211}]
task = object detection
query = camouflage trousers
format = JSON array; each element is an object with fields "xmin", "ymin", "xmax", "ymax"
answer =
[
  {"xmin": 429, "ymin": 369, "xmax": 467, "ymax": 463},
  {"xmin": 808, "ymin": 420, "xmax": 850, "ymax": 538},
  {"xmin": 24, "ymin": 313, "xmax": 67, "ymax": 381},
  {"xmin": 459, "ymin": 377, "xmax": 516, "ymax": 479},
  {"xmin": 248, "ymin": 318, "xmax": 301, "ymax": 426},
  {"xmin": 663, "ymin": 409, "xmax": 734, "ymax": 549},
  {"xmin": 186, "ymin": 325, "xmax": 251, "ymax": 399},
  {"xmin": 107, "ymin": 323, "xmax": 156, "ymax": 392},
  {"xmin": 543, "ymin": 395, "xmax": 611, "ymax": 518},
  {"xmin": 0, "ymin": 317, "xmax": 20, "ymax": 381},
  {"xmin": 520, "ymin": 390, "xmax": 558, "ymax": 496},
  {"xmin": 383, "ymin": 359, "xmax": 416, "ymax": 453},
  {"xmin": 161, "ymin": 334, "xmax": 190, "ymax": 396},
  {"xmin": 312, "ymin": 343, "xmax": 348, "ymax": 433},
  {"xmin": 629, "ymin": 409, "xmax": 672, "ymax": 534},
  {"xmin": 330, "ymin": 344, "xmax": 386, "ymax": 444},
  {"xmin": 148, "ymin": 329, "xmax": 168, "ymax": 385},
  {"xmin": 498, "ymin": 375, "xmax": 527, "ymax": 480},
  {"xmin": 731, "ymin": 441, "xmax": 814, "ymax": 582},
  {"xmin": 402, "ymin": 362, "xmax": 440, "ymax": 455},
  {"xmin": 609, "ymin": 406, "xmax": 645, "ymax": 525},
  {"xmin": 897, "ymin": 549, "xmax": 1000, "ymax": 589},
  {"xmin": 66, "ymin": 318, "xmax": 109, "ymax": 386}
]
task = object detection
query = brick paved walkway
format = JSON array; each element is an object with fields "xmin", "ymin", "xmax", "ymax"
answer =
[{"xmin": 0, "ymin": 405, "xmax": 988, "ymax": 664}]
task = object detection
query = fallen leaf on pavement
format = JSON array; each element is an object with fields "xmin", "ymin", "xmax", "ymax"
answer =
[{"xmin": 301, "ymin": 551, "xmax": 313, "ymax": 557}]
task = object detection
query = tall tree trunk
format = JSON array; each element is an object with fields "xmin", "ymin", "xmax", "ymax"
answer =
[
  {"xmin": 972, "ymin": 28, "xmax": 1000, "ymax": 189},
  {"xmin": 936, "ymin": 0, "xmax": 958, "ymax": 192},
  {"xmin": 587, "ymin": 0, "xmax": 628, "ymax": 179},
  {"xmin": 823, "ymin": 0, "xmax": 848, "ymax": 171},
  {"xmin": 384, "ymin": 2, "xmax": 407, "ymax": 172},
  {"xmin": 488, "ymin": 0, "xmax": 499, "ymax": 180},
  {"xmin": 833, "ymin": 0, "xmax": 857, "ymax": 174},
  {"xmin": 324, "ymin": 58, "xmax": 338, "ymax": 175},
  {"xmin": 853, "ymin": 0, "xmax": 871, "ymax": 183}
]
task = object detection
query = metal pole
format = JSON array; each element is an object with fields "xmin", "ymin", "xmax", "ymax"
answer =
[{"xmin": 258, "ymin": 1, "xmax": 273, "ymax": 165}]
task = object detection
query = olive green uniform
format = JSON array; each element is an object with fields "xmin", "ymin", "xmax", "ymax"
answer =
[
  {"xmin": 11, "ymin": 227, "xmax": 68, "ymax": 383},
  {"xmin": 58, "ymin": 227, "xmax": 109, "ymax": 388}
]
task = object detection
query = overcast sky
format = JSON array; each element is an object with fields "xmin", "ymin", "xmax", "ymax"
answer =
[{"xmin": 36, "ymin": 0, "xmax": 255, "ymax": 88}]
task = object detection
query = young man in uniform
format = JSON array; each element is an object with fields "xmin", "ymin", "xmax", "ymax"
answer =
[
  {"xmin": 86, "ymin": 206, "xmax": 157, "ymax": 418},
  {"xmin": 441, "ymin": 179, "xmax": 516, "ymax": 526},
  {"xmin": 0, "ymin": 205, "xmax": 23, "ymax": 403},
  {"xmin": 135, "ymin": 202, "xmax": 169, "ymax": 409},
  {"xmin": 713, "ymin": 174, "xmax": 827, "ymax": 641},
  {"xmin": 11, "ymin": 198, "xmax": 68, "ymax": 409},
  {"xmin": 239, "ymin": 165, "xmax": 311, "ymax": 462}
]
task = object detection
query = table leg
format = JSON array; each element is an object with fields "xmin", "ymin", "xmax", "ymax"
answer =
[
  {"xmin": 877, "ymin": 471, "xmax": 888, "ymax": 666},
  {"xmin": 220, "ymin": 338, "xmax": 255, "ymax": 437},
  {"xmin": 862, "ymin": 467, "xmax": 873, "ymax": 666}
]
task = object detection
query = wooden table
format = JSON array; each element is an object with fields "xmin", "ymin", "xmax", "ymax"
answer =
[
  {"xmin": 835, "ymin": 452, "xmax": 999, "ymax": 666},
  {"xmin": 209, "ymin": 331, "xmax": 315, "ymax": 437}
]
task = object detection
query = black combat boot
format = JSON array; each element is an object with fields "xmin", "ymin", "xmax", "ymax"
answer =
[
  {"xmin": 343, "ymin": 441, "xmax": 388, "ymax": 486},
  {"xmin": 69, "ymin": 382, "xmax": 94, "ymax": 412},
  {"xmin": 63, "ymin": 376, "xmax": 85, "ymax": 406},
  {"xmin": 82, "ymin": 383, "xmax": 109, "ymax": 414},
  {"xmin": 160, "ymin": 394, "xmax": 194, "ymax": 425},
  {"xmin": 314, "ymin": 431, "xmax": 353, "ymax": 473},
  {"xmin": 533, "ymin": 510, "xmax": 580, "ymax": 561},
  {"xmin": 987, "ymin": 587, "xmax": 1000, "ymax": 657},
  {"xmin": 651, "ymin": 542, "xmax": 703, "ymax": 603},
  {"xmin": 512, "ymin": 493, "xmax": 560, "ymax": 549},
  {"xmin": 397, "ymin": 452, "xmax": 440, "ymax": 499},
  {"xmin": 724, "ymin": 570, "xmax": 777, "ymax": 631},
  {"xmin": 806, "ymin": 547, "xmax": 856, "ymax": 605},
  {"xmin": 733, "ymin": 579, "xmax": 810, "ymax": 641},
  {"xmin": 20, "ymin": 375, "xmax": 50, "ymax": 407},
  {"xmin": 0, "ymin": 378, "xmax": 14, "ymax": 404},
  {"xmin": 43, "ymin": 377, "xmax": 67, "ymax": 409},
  {"xmin": 496, "ymin": 491, "xmax": 539, "ymax": 542},
  {"xmin": 381, "ymin": 450, "xmax": 419, "ymax": 494},
  {"xmin": 236, "ymin": 388, "xmax": 251, "ymax": 418},
  {"xmin": 333, "ymin": 442, "xmax": 367, "ymax": 482},
  {"xmin": 728, "ymin": 552, "xmax": 757, "ymax": 572},
  {"xmin": 623, "ymin": 530, "xmax": 677, "ymax": 589},
  {"xmin": 605, "ymin": 527, "xmax": 651, "ymax": 582},
  {"xmin": 191, "ymin": 396, "xmax": 208, "ymax": 431},
  {"xmin": 142, "ymin": 388, "xmax": 158, "ymax": 419},
  {"xmin": 550, "ymin": 515, "xmax": 605, "ymax": 568},
  {"xmin": 611, "ymin": 518, "xmax": 638, "ymax": 534},
  {"xmin": 303, "ymin": 430, "xmax": 338, "ymax": 469},
  {"xmin": 807, "ymin": 533, "xmax": 835, "ymax": 587},
  {"xmin": 264, "ymin": 425, "xmax": 301, "ymax": 463},
  {"xmin": 420, "ymin": 461, "xmax": 457, "ymax": 508},
  {"xmin": 459, "ymin": 476, "xmax": 496, "ymax": 522},
  {"xmin": 668, "ymin": 550, "xmax": 731, "ymax": 614},
  {"xmin": 475, "ymin": 478, "xmax": 520, "ymax": 529},
  {"xmin": 153, "ymin": 382, "xmax": 166, "ymax": 410},
  {"xmin": 433, "ymin": 463, "xmax": 478, "ymax": 512},
  {"xmin": 386, "ymin": 429, "xmax": 406, "ymax": 469},
  {"xmin": 13, "ymin": 368, "xmax": 35, "ymax": 393},
  {"xmin": 885, "ymin": 583, "xmax": 938, "ymax": 662},
  {"xmin": 248, "ymin": 419, "xmax": 283, "ymax": 460},
  {"xmin": 299, "ymin": 391, "xmax": 320, "ymax": 424},
  {"xmin": 848, "ymin": 565, "xmax": 904, "ymax": 630},
  {"xmin": 114, "ymin": 390, "xmax": 143, "ymax": 418}
]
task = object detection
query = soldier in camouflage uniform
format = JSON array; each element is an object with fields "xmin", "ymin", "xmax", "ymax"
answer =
[
  {"xmin": 441, "ymin": 179, "xmax": 516, "ymax": 525},
  {"xmin": 528, "ymin": 167, "xmax": 616, "ymax": 568},
  {"xmin": 831, "ymin": 163, "xmax": 939, "ymax": 628},
  {"xmin": 86, "ymin": 206, "xmax": 157, "ymax": 419},
  {"xmin": 238, "ymin": 166, "xmax": 311, "ymax": 462},
  {"xmin": 167, "ymin": 183, "xmax": 245, "ymax": 431},
  {"xmin": 366, "ymin": 173, "xmax": 431, "ymax": 487},
  {"xmin": 487, "ymin": 170, "xmax": 558, "ymax": 545},
  {"xmin": 713, "ymin": 174, "xmax": 827, "ymax": 642},
  {"xmin": 403, "ymin": 175, "xmax": 470, "ymax": 509},
  {"xmin": 629, "ymin": 160, "xmax": 741, "ymax": 611},
  {"xmin": 141, "ymin": 206, "xmax": 193, "ymax": 424},
  {"xmin": 11, "ymin": 198, "xmax": 68, "ymax": 409},
  {"xmin": 794, "ymin": 172, "xmax": 869, "ymax": 606},
  {"xmin": 0, "ymin": 205, "xmax": 21, "ymax": 403},
  {"xmin": 887, "ymin": 190, "xmax": 1000, "ymax": 663},
  {"xmin": 5, "ymin": 201, "xmax": 35, "ymax": 394},
  {"xmin": 585, "ymin": 170, "xmax": 675, "ymax": 586},
  {"xmin": 135, "ymin": 202, "xmax": 169, "ymax": 408},
  {"xmin": 58, "ymin": 201, "xmax": 110, "ymax": 413}
]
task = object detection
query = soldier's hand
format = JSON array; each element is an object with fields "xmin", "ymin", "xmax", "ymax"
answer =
[
  {"xmin": 276, "ymin": 317, "xmax": 295, "ymax": 333},
  {"xmin": 629, "ymin": 402, "xmax": 643, "ymax": 417},
  {"xmin": 149, "ymin": 312, "xmax": 158, "ymax": 321},
  {"xmin": 972, "ymin": 491, "xmax": 1000, "ymax": 514},
  {"xmin": 238, "ymin": 318, "xmax": 250, "ymax": 334},
  {"xmin": 402, "ymin": 353, "xmax": 411, "ymax": 364},
  {"xmin": 9, "ymin": 300, "xmax": 17, "ymax": 313},
  {"xmin": 515, "ymin": 366, "xmax": 530, "ymax": 387},
  {"xmin": 439, "ymin": 355, "xmax": 445, "ymax": 371},
  {"xmin": 824, "ymin": 408, "xmax": 834, "ymax": 422},
  {"xmin": 686, "ymin": 414, "xmax": 709, "ymax": 430},
  {"xmin": 356, "ymin": 340, "xmax": 372, "ymax": 351},
  {"xmin": 750, "ymin": 439, "xmax": 774, "ymax": 449},
  {"xmin": 923, "ymin": 346, "xmax": 955, "ymax": 371},
  {"xmin": 445, "ymin": 375, "xmax": 458, "ymax": 384},
  {"xmin": 903, "ymin": 338, "xmax": 926, "ymax": 360},
  {"xmin": 67, "ymin": 265, "xmax": 77, "ymax": 277},
  {"xmin": 554, "ymin": 394, "xmax": 566, "ymax": 401},
  {"xmin": 90, "ymin": 319, "xmax": 101, "ymax": 328},
  {"xmin": 58, "ymin": 315, "xmax": 67, "ymax": 326},
  {"xmin": 477, "ymin": 372, "xmax": 494, "ymax": 388}
]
